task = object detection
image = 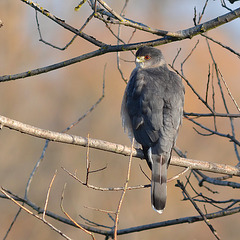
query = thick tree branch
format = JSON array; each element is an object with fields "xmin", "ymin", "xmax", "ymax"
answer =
[
  {"xmin": 0, "ymin": 114, "xmax": 240, "ymax": 176},
  {"xmin": 179, "ymin": 7, "xmax": 240, "ymax": 38},
  {"xmin": 93, "ymin": 0, "xmax": 240, "ymax": 38}
]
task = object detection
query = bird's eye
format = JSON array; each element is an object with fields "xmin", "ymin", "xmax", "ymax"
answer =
[{"xmin": 144, "ymin": 55, "xmax": 151, "ymax": 60}]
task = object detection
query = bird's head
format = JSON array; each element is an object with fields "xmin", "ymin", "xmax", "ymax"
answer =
[{"xmin": 135, "ymin": 46, "xmax": 166, "ymax": 69}]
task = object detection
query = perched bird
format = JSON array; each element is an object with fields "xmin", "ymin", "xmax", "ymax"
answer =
[{"xmin": 121, "ymin": 46, "xmax": 185, "ymax": 213}]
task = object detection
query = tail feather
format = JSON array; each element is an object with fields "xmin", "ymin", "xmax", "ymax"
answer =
[{"xmin": 151, "ymin": 154, "xmax": 168, "ymax": 213}]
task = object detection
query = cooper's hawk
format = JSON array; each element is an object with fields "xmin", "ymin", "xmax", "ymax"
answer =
[{"xmin": 121, "ymin": 46, "xmax": 185, "ymax": 213}]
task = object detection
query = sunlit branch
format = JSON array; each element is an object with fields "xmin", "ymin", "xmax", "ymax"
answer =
[{"xmin": 0, "ymin": 114, "xmax": 240, "ymax": 176}]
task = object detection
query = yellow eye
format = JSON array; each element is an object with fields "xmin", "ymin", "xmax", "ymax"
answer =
[{"xmin": 144, "ymin": 55, "xmax": 151, "ymax": 60}]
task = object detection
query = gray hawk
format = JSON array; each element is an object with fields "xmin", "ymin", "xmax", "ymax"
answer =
[{"xmin": 121, "ymin": 46, "xmax": 185, "ymax": 213}]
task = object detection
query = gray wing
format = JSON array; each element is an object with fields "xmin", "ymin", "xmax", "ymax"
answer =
[
  {"xmin": 121, "ymin": 68, "xmax": 141, "ymax": 147},
  {"xmin": 122, "ymin": 68, "xmax": 164, "ymax": 148},
  {"xmin": 122, "ymin": 67, "xmax": 184, "ymax": 151},
  {"xmin": 150, "ymin": 69, "xmax": 184, "ymax": 212},
  {"xmin": 154, "ymin": 70, "xmax": 185, "ymax": 156}
]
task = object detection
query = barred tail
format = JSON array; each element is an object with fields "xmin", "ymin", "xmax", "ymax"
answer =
[{"xmin": 151, "ymin": 154, "xmax": 168, "ymax": 214}]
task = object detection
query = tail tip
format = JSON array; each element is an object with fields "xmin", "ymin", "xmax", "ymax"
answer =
[{"xmin": 152, "ymin": 204, "xmax": 165, "ymax": 214}]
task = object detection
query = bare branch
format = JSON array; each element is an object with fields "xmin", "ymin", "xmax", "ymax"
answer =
[
  {"xmin": 43, "ymin": 171, "xmax": 57, "ymax": 220},
  {"xmin": 0, "ymin": 190, "xmax": 109, "ymax": 235},
  {"xmin": 194, "ymin": 170, "xmax": 240, "ymax": 188},
  {"xmin": 62, "ymin": 167, "xmax": 150, "ymax": 191},
  {"xmin": 176, "ymin": 180, "xmax": 221, "ymax": 240},
  {"xmin": 218, "ymin": 69, "xmax": 240, "ymax": 113},
  {"xmin": 0, "ymin": 114, "xmax": 240, "ymax": 176},
  {"xmin": 185, "ymin": 115, "xmax": 240, "ymax": 146},
  {"xmin": 62, "ymin": 64, "xmax": 106, "ymax": 133},
  {"xmin": 184, "ymin": 112, "xmax": 240, "ymax": 118},
  {"xmin": 97, "ymin": 0, "xmax": 125, "ymax": 22},
  {"xmin": 94, "ymin": 1, "xmax": 240, "ymax": 39},
  {"xmin": 35, "ymin": 10, "xmax": 95, "ymax": 50},
  {"xmin": 114, "ymin": 139, "xmax": 134, "ymax": 239},
  {"xmin": 0, "ymin": 188, "xmax": 73, "ymax": 240},
  {"xmin": 21, "ymin": 0, "xmax": 105, "ymax": 47},
  {"xmin": 1, "ymin": 6, "xmax": 240, "ymax": 82},
  {"xmin": 170, "ymin": 65, "xmax": 214, "ymax": 113},
  {"xmin": 116, "ymin": 206, "xmax": 240, "ymax": 235},
  {"xmin": 167, "ymin": 168, "xmax": 190, "ymax": 182},
  {"xmin": 1, "ymin": 187, "xmax": 240, "ymax": 237},
  {"xmin": 60, "ymin": 184, "xmax": 96, "ymax": 240},
  {"xmin": 202, "ymin": 34, "xmax": 240, "ymax": 58}
]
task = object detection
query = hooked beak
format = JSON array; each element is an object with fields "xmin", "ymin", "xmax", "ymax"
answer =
[{"xmin": 136, "ymin": 56, "xmax": 145, "ymax": 63}]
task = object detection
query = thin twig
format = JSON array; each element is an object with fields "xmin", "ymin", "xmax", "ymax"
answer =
[
  {"xmin": 97, "ymin": 0, "xmax": 125, "ymax": 22},
  {"xmin": 171, "ymin": 48, "xmax": 182, "ymax": 68},
  {"xmin": 197, "ymin": 0, "xmax": 209, "ymax": 24},
  {"xmin": 60, "ymin": 184, "xmax": 96, "ymax": 239},
  {"xmin": 202, "ymin": 34, "xmax": 240, "ymax": 58},
  {"xmin": 211, "ymin": 64, "xmax": 218, "ymax": 131},
  {"xmin": 36, "ymin": 10, "xmax": 95, "ymax": 50},
  {"xmin": 206, "ymin": 38, "xmax": 240, "ymax": 162},
  {"xmin": 170, "ymin": 65, "xmax": 214, "ymax": 113},
  {"xmin": 167, "ymin": 167, "xmax": 190, "ymax": 182},
  {"xmin": 180, "ymin": 40, "xmax": 199, "ymax": 76},
  {"xmin": 25, "ymin": 140, "xmax": 50, "ymax": 199},
  {"xmin": 114, "ymin": 139, "xmax": 134, "ymax": 239},
  {"xmin": 22, "ymin": 0, "xmax": 105, "ymax": 47},
  {"xmin": 1, "ymin": 188, "xmax": 240, "ymax": 236},
  {"xmin": 79, "ymin": 213, "xmax": 112, "ymax": 229},
  {"xmin": 116, "ymin": 0, "xmax": 130, "ymax": 84},
  {"xmin": 61, "ymin": 64, "xmax": 106, "ymax": 133},
  {"xmin": 176, "ymin": 181, "xmax": 221, "ymax": 240},
  {"xmin": 185, "ymin": 115, "xmax": 240, "ymax": 146},
  {"xmin": 3, "ymin": 140, "xmax": 50, "ymax": 239},
  {"xmin": 43, "ymin": 171, "xmax": 58, "ymax": 220},
  {"xmin": 86, "ymin": 134, "xmax": 91, "ymax": 185},
  {"xmin": 1, "ymin": 188, "xmax": 73, "ymax": 240},
  {"xmin": 194, "ymin": 170, "xmax": 240, "ymax": 188},
  {"xmin": 0, "ymin": 189, "xmax": 109, "ymax": 235},
  {"xmin": 3, "ymin": 207, "xmax": 22, "ymax": 240},
  {"xmin": 205, "ymin": 64, "xmax": 211, "ymax": 103},
  {"xmin": 184, "ymin": 112, "xmax": 240, "ymax": 118},
  {"xmin": 116, "ymin": 206, "xmax": 240, "ymax": 235},
  {"xmin": 84, "ymin": 205, "xmax": 115, "ymax": 214},
  {"xmin": 218, "ymin": 69, "xmax": 240, "ymax": 113},
  {"xmin": 62, "ymin": 167, "xmax": 150, "ymax": 191}
]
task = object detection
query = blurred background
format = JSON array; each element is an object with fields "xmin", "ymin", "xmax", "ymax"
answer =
[{"xmin": 0, "ymin": 0, "xmax": 240, "ymax": 239}]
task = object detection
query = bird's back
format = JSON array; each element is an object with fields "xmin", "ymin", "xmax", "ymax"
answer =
[{"xmin": 121, "ymin": 47, "xmax": 184, "ymax": 213}]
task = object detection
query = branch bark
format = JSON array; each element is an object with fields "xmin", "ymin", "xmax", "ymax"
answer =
[{"xmin": 1, "ymin": 114, "xmax": 239, "ymax": 176}]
